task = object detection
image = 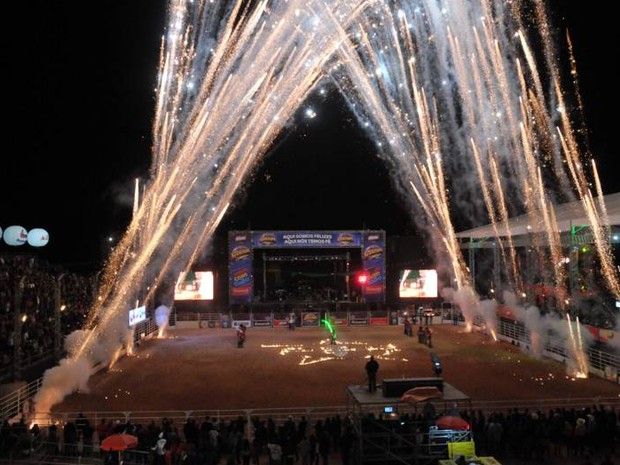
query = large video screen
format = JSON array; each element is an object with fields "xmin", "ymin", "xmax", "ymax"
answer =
[
  {"xmin": 399, "ymin": 269, "xmax": 437, "ymax": 298},
  {"xmin": 174, "ymin": 271, "xmax": 214, "ymax": 301},
  {"xmin": 129, "ymin": 305, "xmax": 146, "ymax": 327}
]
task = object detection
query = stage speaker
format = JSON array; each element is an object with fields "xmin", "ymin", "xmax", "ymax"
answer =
[{"xmin": 382, "ymin": 377, "xmax": 444, "ymax": 397}]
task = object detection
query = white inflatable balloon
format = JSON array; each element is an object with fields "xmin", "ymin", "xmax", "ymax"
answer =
[
  {"xmin": 3, "ymin": 225, "xmax": 28, "ymax": 246},
  {"xmin": 27, "ymin": 228, "xmax": 50, "ymax": 247}
]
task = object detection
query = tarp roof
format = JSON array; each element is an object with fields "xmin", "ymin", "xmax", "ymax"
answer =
[{"xmin": 455, "ymin": 192, "xmax": 620, "ymax": 239}]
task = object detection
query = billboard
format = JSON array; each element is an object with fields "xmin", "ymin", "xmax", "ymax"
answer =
[
  {"xmin": 399, "ymin": 269, "xmax": 438, "ymax": 298},
  {"xmin": 174, "ymin": 271, "xmax": 214, "ymax": 301}
]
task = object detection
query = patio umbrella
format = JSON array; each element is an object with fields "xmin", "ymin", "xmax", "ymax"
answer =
[
  {"xmin": 435, "ymin": 415, "xmax": 470, "ymax": 431},
  {"xmin": 100, "ymin": 433, "xmax": 138, "ymax": 463}
]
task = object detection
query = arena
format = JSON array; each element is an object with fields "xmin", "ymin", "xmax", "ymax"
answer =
[
  {"xmin": 53, "ymin": 324, "xmax": 619, "ymax": 414},
  {"xmin": 29, "ymin": 323, "xmax": 616, "ymax": 465}
]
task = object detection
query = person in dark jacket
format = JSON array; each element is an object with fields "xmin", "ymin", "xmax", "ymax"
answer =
[{"xmin": 365, "ymin": 356, "xmax": 379, "ymax": 392}]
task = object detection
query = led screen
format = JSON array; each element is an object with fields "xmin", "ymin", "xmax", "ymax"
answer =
[
  {"xmin": 128, "ymin": 305, "xmax": 146, "ymax": 327},
  {"xmin": 399, "ymin": 269, "xmax": 438, "ymax": 298},
  {"xmin": 174, "ymin": 271, "xmax": 214, "ymax": 301}
]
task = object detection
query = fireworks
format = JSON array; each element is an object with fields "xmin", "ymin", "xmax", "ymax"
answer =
[{"xmin": 36, "ymin": 0, "xmax": 616, "ymax": 413}]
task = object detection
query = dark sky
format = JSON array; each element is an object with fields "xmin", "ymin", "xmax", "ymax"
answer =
[{"xmin": 2, "ymin": 0, "xmax": 614, "ymax": 272}]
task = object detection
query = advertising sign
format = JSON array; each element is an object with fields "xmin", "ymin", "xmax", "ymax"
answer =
[
  {"xmin": 301, "ymin": 311, "xmax": 321, "ymax": 327},
  {"xmin": 362, "ymin": 231, "xmax": 386, "ymax": 302},
  {"xmin": 229, "ymin": 232, "xmax": 253, "ymax": 303},
  {"xmin": 252, "ymin": 231, "xmax": 362, "ymax": 248}
]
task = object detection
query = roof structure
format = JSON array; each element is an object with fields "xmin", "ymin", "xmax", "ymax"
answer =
[{"xmin": 455, "ymin": 192, "xmax": 620, "ymax": 242}]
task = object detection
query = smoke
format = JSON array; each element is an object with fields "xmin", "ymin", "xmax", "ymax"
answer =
[
  {"xmin": 155, "ymin": 305, "xmax": 171, "ymax": 337},
  {"xmin": 501, "ymin": 290, "xmax": 594, "ymax": 375},
  {"xmin": 33, "ymin": 356, "xmax": 91, "ymax": 414},
  {"xmin": 606, "ymin": 314, "xmax": 620, "ymax": 350},
  {"xmin": 441, "ymin": 286, "xmax": 479, "ymax": 329},
  {"xmin": 441, "ymin": 287, "xmax": 596, "ymax": 376},
  {"xmin": 33, "ymin": 304, "xmax": 138, "ymax": 415},
  {"xmin": 478, "ymin": 298, "xmax": 499, "ymax": 339}
]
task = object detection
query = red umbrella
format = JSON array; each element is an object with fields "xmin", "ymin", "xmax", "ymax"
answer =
[
  {"xmin": 100, "ymin": 433, "xmax": 139, "ymax": 452},
  {"xmin": 100, "ymin": 433, "xmax": 139, "ymax": 465},
  {"xmin": 435, "ymin": 415, "xmax": 470, "ymax": 431}
]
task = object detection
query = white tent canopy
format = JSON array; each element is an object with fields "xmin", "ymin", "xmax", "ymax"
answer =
[{"xmin": 455, "ymin": 192, "xmax": 620, "ymax": 239}]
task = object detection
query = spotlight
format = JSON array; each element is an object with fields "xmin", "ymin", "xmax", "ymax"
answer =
[{"xmin": 431, "ymin": 352, "xmax": 442, "ymax": 376}]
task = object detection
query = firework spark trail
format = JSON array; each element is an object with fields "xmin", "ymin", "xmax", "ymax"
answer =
[
  {"xmin": 488, "ymin": 153, "xmax": 522, "ymax": 292},
  {"xmin": 33, "ymin": 0, "xmax": 379, "ymax": 408},
  {"xmin": 565, "ymin": 313, "xmax": 589, "ymax": 378},
  {"xmin": 36, "ymin": 0, "xmax": 618, "ymax": 412},
  {"xmin": 328, "ymin": 0, "xmax": 618, "ymax": 338}
]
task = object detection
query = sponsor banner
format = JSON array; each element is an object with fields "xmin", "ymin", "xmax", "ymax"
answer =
[
  {"xmin": 232, "ymin": 319, "xmax": 251, "ymax": 329},
  {"xmin": 252, "ymin": 231, "xmax": 362, "ymax": 248},
  {"xmin": 328, "ymin": 312, "xmax": 349, "ymax": 326},
  {"xmin": 252, "ymin": 318, "xmax": 272, "ymax": 328},
  {"xmin": 229, "ymin": 232, "xmax": 253, "ymax": 303},
  {"xmin": 349, "ymin": 311, "xmax": 369, "ymax": 326},
  {"xmin": 362, "ymin": 231, "xmax": 386, "ymax": 302},
  {"xmin": 370, "ymin": 317, "xmax": 389, "ymax": 326},
  {"xmin": 301, "ymin": 312, "xmax": 320, "ymax": 327},
  {"xmin": 273, "ymin": 318, "xmax": 290, "ymax": 328}
]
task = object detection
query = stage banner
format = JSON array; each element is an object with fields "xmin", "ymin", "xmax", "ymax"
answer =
[
  {"xmin": 252, "ymin": 230, "xmax": 362, "ymax": 248},
  {"xmin": 362, "ymin": 231, "xmax": 386, "ymax": 302},
  {"xmin": 229, "ymin": 231, "xmax": 253, "ymax": 303}
]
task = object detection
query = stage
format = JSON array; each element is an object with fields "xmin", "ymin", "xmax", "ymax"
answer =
[{"xmin": 347, "ymin": 378, "xmax": 471, "ymax": 416}]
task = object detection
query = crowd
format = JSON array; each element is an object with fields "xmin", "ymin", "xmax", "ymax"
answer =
[
  {"xmin": 1, "ymin": 402, "xmax": 618, "ymax": 464},
  {"xmin": 0, "ymin": 254, "xmax": 95, "ymax": 379},
  {"xmin": 0, "ymin": 412, "xmax": 358, "ymax": 465}
]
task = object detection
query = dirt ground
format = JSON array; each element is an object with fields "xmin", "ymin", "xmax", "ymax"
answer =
[{"xmin": 52, "ymin": 324, "xmax": 619, "ymax": 415}]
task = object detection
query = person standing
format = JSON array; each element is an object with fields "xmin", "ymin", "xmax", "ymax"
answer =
[
  {"xmin": 237, "ymin": 324, "xmax": 247, "ymax": 348},
  {"xmin": 425, "ymin": 326, "xmax": 433, "ymax": 348},
  {"xmin": 151, "ymin": 432, "xmax": 167, "ymax": 465},
  {"xmin": 365, "ymin": 355, "xmax": 379, "ymax": 392},
  {"xmin": 403, "ymin": 316, "xmax": 412, "ymax": 337},
  {"xmin": 417, "ymin": 326, "xmax": 425, "ymax": 344}
]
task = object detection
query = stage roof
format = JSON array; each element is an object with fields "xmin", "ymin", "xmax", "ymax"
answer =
[{"xmin": 455, "ymin": 192, "xmax": 620, "ymax": 240}]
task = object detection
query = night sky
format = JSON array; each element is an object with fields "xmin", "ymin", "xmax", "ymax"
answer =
[{"xmin": 2, "ymin": 0, "xmax": 615, "ymax": 272}]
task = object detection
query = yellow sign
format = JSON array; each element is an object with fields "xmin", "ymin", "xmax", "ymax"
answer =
[
  {"xmin": 448, "ymin": 441, "xmax": 476, "ymax": 458},
  {"xmin": 479, "ymin": 457, "xmax": 502, "ymax": 465}
]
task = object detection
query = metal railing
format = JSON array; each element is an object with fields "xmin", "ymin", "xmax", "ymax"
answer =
[{"xmin": 0, "ymin": 378, "xmax": 43, "ymax": 423}]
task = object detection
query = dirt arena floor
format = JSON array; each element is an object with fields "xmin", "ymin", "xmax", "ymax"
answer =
[{"xmin": 53, "ymin": 324, "xmax": 619, "ymax": 415}]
